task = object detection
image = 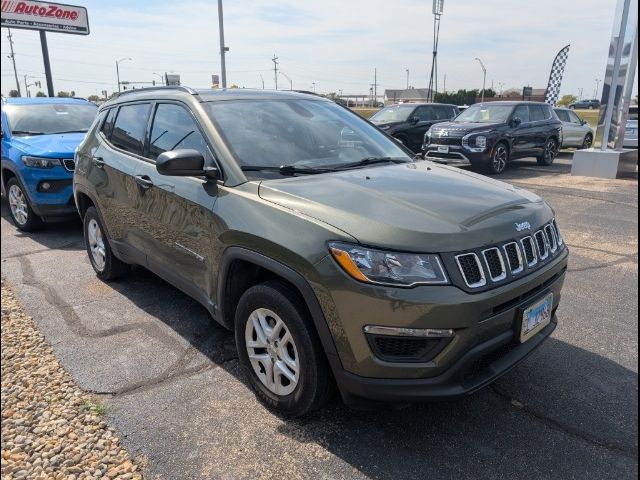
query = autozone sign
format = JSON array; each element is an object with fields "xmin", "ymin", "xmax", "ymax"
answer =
[{"xmin": 1, "ymin": 1, "xmax": 89, "ymax": 34}]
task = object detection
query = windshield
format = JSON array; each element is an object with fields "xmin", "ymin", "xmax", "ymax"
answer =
[
  {"xmin": 453, "ymin": 104, "xmax": 513, "ymax": 124},
  {"xmin": 204, "ymin": 99, "xmax": 410, "ymax": 177},
  {"xmin": 369, "ymin": 105, "xmax": 414, "ymax": 123},
  {"xmin": 5, "ymin": 103, "xmax": 98, "ymax": 135}
]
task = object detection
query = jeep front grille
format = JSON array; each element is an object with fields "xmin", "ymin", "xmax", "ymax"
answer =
[
  {"xmin": 452, "ymin": 220, "xmax": 565, "ymax": 290},
  {"xmin": 455, "ymin": 253, "xmax": 486, "ymax": 288},
  {"xmin": 62, "ymin": 158, "xmax": 75, "ymax": 172}
]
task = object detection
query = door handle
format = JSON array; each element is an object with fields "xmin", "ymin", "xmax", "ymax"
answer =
[
  {"xmin": 92, "ymin": 156, "xmax": 105, "ymax": 168},
  {"xmin": 135, "ymin": 175, "xmax": 154, "ymax": 189}
]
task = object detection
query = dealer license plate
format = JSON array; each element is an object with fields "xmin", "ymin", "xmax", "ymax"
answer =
[
  {"xmin": 519, "ymin": 293, "xmax": 553, "ymax": 343},
  {"xmin": 437, "ymin": 145, "xmax": 449, "ymax": 154}
]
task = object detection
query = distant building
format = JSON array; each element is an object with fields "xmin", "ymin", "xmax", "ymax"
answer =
[
  {"xmin": 384, "ymin": 88, "xmax": 433, "ymax": 105},
  {"xmin": 478, "ymin": 88, "xmax": 546, "ymax": 103}
]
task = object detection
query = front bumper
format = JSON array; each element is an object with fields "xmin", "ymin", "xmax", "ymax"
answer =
[
  {"xmin": 422, "ymin": 143, "xmax": 491, "ymax": 166},
  {"xmin": 314, "ymin": 247, "xmax": 568, "ymax": 402}
]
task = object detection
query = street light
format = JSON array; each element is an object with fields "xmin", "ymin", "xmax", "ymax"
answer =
[
  {"xmin": 594, "ymin": 78, "xmax": 601, "ymax": 100},
  {"xmin": 116, "ymin": 57, "xmax": 132, "ymax": 93},
  {"xmin": 279, "ymin": 71, "xmax": 293, "ymax": 90},
  {"xmin": 23, "ymin": 75, "xmax": 41, "ymax": 98},
  {"xmin": 152, "ymin": 72, "xmax": 164, "ymax": 86},
  {"xmin": 475, "ymin": 57, "xmax": 487, "ymax": 102}
]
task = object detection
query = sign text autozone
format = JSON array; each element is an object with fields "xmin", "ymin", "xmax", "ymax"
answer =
[{"xmin": 1, "ymin": 1, "xmax": 89, "ymax": 35}]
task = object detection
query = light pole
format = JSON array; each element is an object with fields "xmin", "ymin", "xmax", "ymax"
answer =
[
  {"xmin": 259, "ymin": 74, "xmax": 265, "ymax": 89},
  {"xmin": 594, "ymin": 78, "xmax": 601, "ymax": 100},
  {"xmin": 115, "ymin": 58, "xmax": 132, "ymax": 93},
  {"xmin": 406, "ymin": 68, "xmax": 410, "ymax": 89},
  {"xmin": 498, "ymin": 82, "xmax": 505, "ymax": 97},
  {"xmin": 311, "ymin": 82, "xmax": 317, "ymax": 93},
  {"xmin": 475, "ymin": 57, "xmax": 487, "ymax": 102},
  {"xmin": 279, "ymin": 71, "xmax": 292, "ymax": 90},
  {"xmin": 427, "ymin": 0, "xmax": 444, "ymax": 103},
  {"xmin": 578, "ymin": 87, "xmax": 583, "ymax": 100},
  {"xmin": 23, "ymin": 75, "xmax": 41, "ymax": 97},
  {"xmin": 218, "ymin": 0, "xmax": 229, "ymax": 88},
  {"xmin": 152, "ymin": 72, "xmax": 164, "ymax": 86}
]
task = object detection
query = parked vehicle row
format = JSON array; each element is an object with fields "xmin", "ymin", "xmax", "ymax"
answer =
[{"xmin": 2, "ymin": 87, "xmax": 569, "ymax": 417}]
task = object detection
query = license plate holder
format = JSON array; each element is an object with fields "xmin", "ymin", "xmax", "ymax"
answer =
[
  {"xmin": 437, "ymin": 145, "xmax": 450, "ymax": 154},
  {"xmin": 519, "ymin": 292, "xmax": 553, "ymax": 343}
]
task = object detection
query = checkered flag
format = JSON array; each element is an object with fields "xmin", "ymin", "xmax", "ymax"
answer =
[{"xmin": 545, "ymin": 45, "xmax": 571, "ymax": 106}]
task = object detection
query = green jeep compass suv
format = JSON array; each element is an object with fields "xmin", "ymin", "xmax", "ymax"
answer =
[{"xmin": 73, "ymin": 87, "xmax": 568, "ymax": 416}]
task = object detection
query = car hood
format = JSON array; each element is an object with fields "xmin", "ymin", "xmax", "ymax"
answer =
[
  {"xmin": 430, "ymin": 122, "xmax": 503, "ymax": 137},
  {"xmin": 9, "ymin": 132, "xmax": 86, "ymax": 157},
  {"xmin": 258, "ymin": 161, "xmax": 552, "ymax": 252}
]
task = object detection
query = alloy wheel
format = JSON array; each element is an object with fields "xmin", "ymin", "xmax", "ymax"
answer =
[
  {"xmin": 245, "ymin": 308, "xmax": 299, "ymax": 396},
  {"xmin": 544, "ymin": 139, "xmax": 558, "ymax": 162},
  {"xmin": 87, "ymin": 218, "xmax": 107, "ymax": 271},
  {"xmin": 8, "ymin": 184, "xmax": 29, "ymax": 226},
  {"xmin": 583, "ymin": 135, "xmax": 593, "ymax": 149},
  {"xmin": 492, "ymin": 145, "xmax": 508, "ymax": 173}
]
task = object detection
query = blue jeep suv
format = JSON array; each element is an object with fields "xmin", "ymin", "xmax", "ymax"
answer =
[{"xmin": 1, "ymin": 97, "xmax": 97, "ymax": 230}]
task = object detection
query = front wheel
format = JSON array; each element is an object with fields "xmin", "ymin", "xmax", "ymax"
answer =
[
  {"xmin": 6, "ymin": 177, "xmax": 42, "ymax": 232},
  {"xmin": 537, "ymin": 138, "xmax": 559, "ymax": 166},
  {"xmin": 581, "ymin": 133, "xmax": 593, "ymax": 149},
  {"xmin": 235, "ymin": 280, "xmax": 334, "ymax": 417},
  {"xmin": 487, "ymin": 142, "xmax": 509, "ymax": 174}
]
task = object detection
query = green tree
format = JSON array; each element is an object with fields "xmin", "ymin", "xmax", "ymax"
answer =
[
  {"xmin": 87, "ymin": 94, "xmax": 100, "ymax": 102},
  {"xmin": 35, "ymin": 91, "xmax": 46, "ymax": 97},
  {"xmin": 57, "ymin": 91, "xmax": 71, "ymax": 97},
  {"xmin": 557, "ymin": 94, "xmax": 577, "ymax": 107},
  {"xmin": 9, "ymin": 90, "xmax": 19, "ymax": 98}
]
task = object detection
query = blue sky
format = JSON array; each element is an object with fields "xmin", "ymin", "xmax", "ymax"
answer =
[{"xmin": 1, "ymin": 0, "xmax": 637, "ymax": 99}]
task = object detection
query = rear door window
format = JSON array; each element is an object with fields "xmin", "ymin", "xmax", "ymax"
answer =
[
  {"xmin": 110, "ymin": 103, "xmax": 151, "ymax": 156},
  {"xmin": 555, "ymin": 110, "xmax": 570, "ymax": 122},
  {"xmin": 148, "ymin": 103, "xmax": 212, "ymax": 162},
  {"xmin": 529, "ymin": 105, "xmax": 546, "ymax": 122},
  {"xmin": 414, "ymin": 106, "xmax": 434, "ymax": 122},
  {"xmin": 434, "ymin": 105, "xmax": 455, "ymax": 120}
]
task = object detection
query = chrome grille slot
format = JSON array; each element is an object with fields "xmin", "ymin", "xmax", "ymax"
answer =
[
  {"xmin": 455, "ymin": 253, "xmax": 486, "ymax": 288},
  {"xmin": 520, "ymin": 236, "xmax": 538, "ymax": 267},
  {"xmin": 545, "ymin": 224, "xmax": 558, "ymax": 253},
  {"xmin": 552, "ymin": 219, "xmax": 564, "ymax": 246},
  {"xmin": 535, "ymin": 230, "xmax": 549, "ymax": 260},
  {"xmin": 482, "ymin": 248, "xmax": 506, "ymax": 282},
  {"xmin": 62, "ymin": 158, "xmax": 76, "ymax": 172},
  {"xmin": 503, "ymin": 242, "xmax": 524, "ymax": 274}
]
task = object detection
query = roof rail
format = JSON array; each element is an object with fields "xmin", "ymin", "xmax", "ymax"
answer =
[
  {"xmin": 293, "ymin": 90, "xmax": 322, "ymax": 97},
  {"xmin": 115, "ymin": 85, "xmax": 198, "ymax": 97}
]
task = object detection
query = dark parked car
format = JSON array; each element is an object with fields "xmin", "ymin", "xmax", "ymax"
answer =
[
  {"xmin": 568, "ymin": 99, "xmax": 600, "ymax": 110},
  {"xmin": 422, "ymin": 101, "xmax": 563, "ymax": 174},
  {"xmin": 369, "ymin": 103, "xmax": 459, "ymax": 153},
  {"xmin": 74, "ymin": 87, "xmax": 568, "ymax": 416}
]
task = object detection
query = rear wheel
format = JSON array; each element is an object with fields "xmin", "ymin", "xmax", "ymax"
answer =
[
  {"xmin": 6, "ymin": 177, "xmax": 42, "ymax": 232},
  {"xmin": 235, "ymin": 280, "xmax": 334, "ymax": 417},
  {"xmin": 537, "ymin": 138, "xmax": 559, "ymax": 166},
  {"xmin": 83, "ymin": 206, "xmax": 130, "ymax": 280},
  {"xmin": 581, "ymin": 133, "xmax": 593, "ymax": 149}
]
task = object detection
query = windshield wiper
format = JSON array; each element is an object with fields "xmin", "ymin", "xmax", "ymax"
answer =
[
  {"xmin": 48, "ymin": 129, "xmax": 89, "ymax": 134},
  {"xmin": 334, "ymin": 157, "xmax": 410, "ymax": 170},
  {"xmin": 11, "ymin": 130, "xmax": 47, "ymax": 136},
  {"xmin": 241, "ymin": 164, "xmax": 336, "ymax": 176}
]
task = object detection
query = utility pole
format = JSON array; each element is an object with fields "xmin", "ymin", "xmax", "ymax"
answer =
[
  {"xmin": 372, "ymin": 68, "xmax": 379, "ymax": 106},
  {"xmin": 443, "ymin": 74, "xmax": 446, "ymax": 94},
  {"xmin": 260, "ymin": 74, "xmax": 265, "ymax": 89},
  {"xmin": 7, "ymin": 29, "xmax": 21, "ymax": 97},
  {"xmin": 578, "ymin": 87, "xmax": 583, "ymax": 100},
  {"xmin": 406, "ymin": 68, "xmax": 410, "ymax": 89},
  {"xmin": 272, "ymin": 55, "xmax": 279, "ymax": 89},
  {"xmin": 311, "ymin": 82, "xmax": 316, "ymax": 93},
  {"xmin": 218, "ymin": 0, "xmax": 228, "ymax": 88},
  {"xmin": 427, "ymin": 0, "xmax": 445, "ymax": 103},
  {"xmin": 594, "ymin": 78, "xmax": 601, "ymax": 100},
  {"xmin": 475, "ymin": 57, "xmax": 487, "ymax": 102}
]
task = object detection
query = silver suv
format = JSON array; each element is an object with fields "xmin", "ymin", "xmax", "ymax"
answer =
[{"xmin": 554, "ymin": 108, "xmax": 593, "ymax": 149}]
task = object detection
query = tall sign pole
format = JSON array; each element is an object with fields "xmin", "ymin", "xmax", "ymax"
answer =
[
  {"xmin": 217, "ymin": 0, "xmax": 228, "ymax": 88},
  {"xmin": 1, "ymin": 1, "xmax": 90, "ymax": 97}
]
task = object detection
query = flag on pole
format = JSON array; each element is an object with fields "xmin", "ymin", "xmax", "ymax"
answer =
[{"xmin": 545, "ymin": 44, "xmax": 571, "ymax": 106}]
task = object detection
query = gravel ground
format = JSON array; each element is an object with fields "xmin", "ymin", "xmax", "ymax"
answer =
[{"xmin": 1, "ymin": 280, "xmax": 143, "ymax": 480}]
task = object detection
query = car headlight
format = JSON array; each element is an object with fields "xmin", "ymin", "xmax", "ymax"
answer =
[
  {"xmin": 424, "ymin": 128, "xmax": 432, "ymax": 145},
  {"xmin": 462, "ymin": 132, "xmax": 491, "ymax": 152},
  {"xmin": 328, "ymin": 242, "xmax": 449, "ymax": 286},
  {"xmin": 22, "ymin": 156, "xmax": 61, "ymax": 169}
]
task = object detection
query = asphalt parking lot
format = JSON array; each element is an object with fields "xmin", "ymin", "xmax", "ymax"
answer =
[{"xmin": 1, "ymin": 153, "xmax": 638, "ymax": 480}]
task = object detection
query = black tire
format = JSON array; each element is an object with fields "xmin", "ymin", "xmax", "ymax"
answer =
[
  {"xmin": 6, "ymin": 177, "xmax": 43, "ymax": 232},
  {"xmin": 83, "ymin": 206, "xmax": 130, "ymax": 280},
  {"xmin": 235, "ymin": 280, "xmax": 334, "ymax": 417},
  {"xmin": 537, "ymin": 137, "xmax": 559, "ymax": 166},
  {"xmin": 581, "ymin": 133, "xmax": 593, "ymax": 149},
  {"xmin": 485, "ymin": 142, "xmax": 509, "ymax": 175}
]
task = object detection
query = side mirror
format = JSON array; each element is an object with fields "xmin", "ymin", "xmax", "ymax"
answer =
[
  {"xmin": 409, "ymin": 116, "xmax": 420, "ymax": 125},
  {"xmin": 156, "ymin": 149, "xmax": 218, "ymax": 179},
  {"xmin": 581, "ymin": 119, "xmax": 588, "ymax": 126},
  {"xmin": 510, "ymin": 117, "xmax": 522, "ymax": 127}
]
